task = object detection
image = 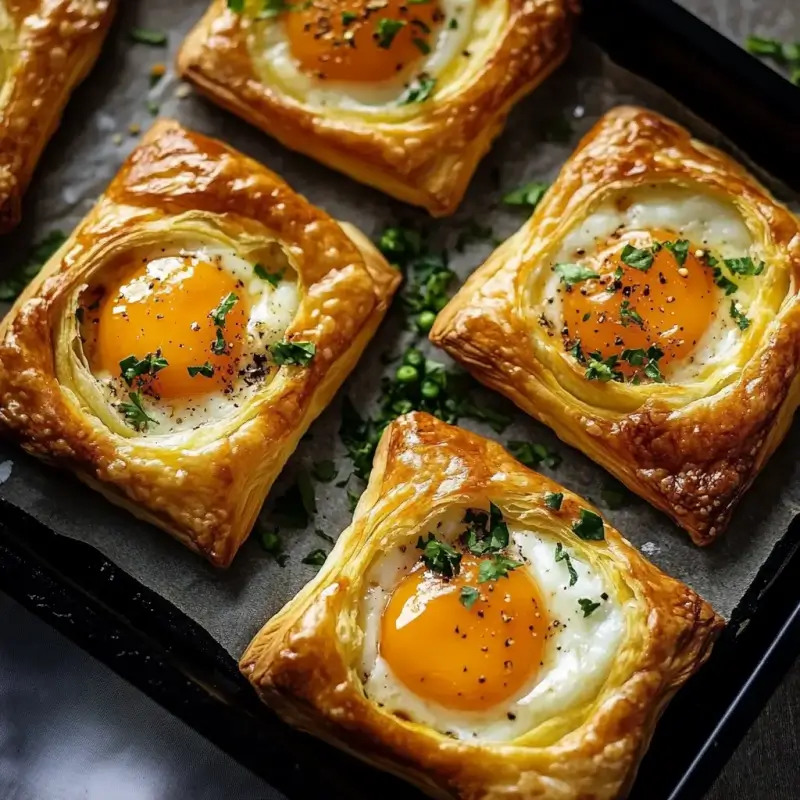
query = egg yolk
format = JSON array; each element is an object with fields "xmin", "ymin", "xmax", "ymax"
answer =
[
  {"xmin": 562, "ymin": 229, "xmax": 718, "ymax": 376},
  {"xmin": 284, "ymin": 0, "xmax": 442, "ymax": 83},
  {"xmin": 89, "ymin": 256, "xmax": 247, "ymax": 399},
  {"xmin": 380, "ymin": 555, "xmax": 546, "ymax": 712}
]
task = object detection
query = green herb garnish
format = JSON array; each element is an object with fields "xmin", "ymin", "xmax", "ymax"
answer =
[
  {"xmin": 211, "ymin": 328, "xmax": 227, "ymax": 355},
  {"xmin": 271, "ymin": 340, "xmax": 316, "ymax": 365},
  {"xmin": 730, "ymin": 300, "xmax": 751, "ymax": 331},
  {"xmin": 259, "ymin": 527, "xmax": 289, "ymax": 566},
  {"xmin": 578, "ymin": 598, "xmax": 601, "ymax": 617},
  {"xmin": 724, "ymin": 257, "xmax": 765, "ymax": 276},
  {"xmin": 254, "ymin": 263, "xmax": 285, "ymax": 287},
  {"xmin": 375, "ymin": 18, "xmax": 406, "ymax": 48},
  {"xmin": 502, "ymin": 181, "xmax": 549, "ymax": 210},
  {"xmin": 545, "ymin": 491, "xmax": 564, "ymax": 510},
  {"xmin": 302, "ymin": 549, "xmax": 328, "ymax": 567},
  {"xmin": 463, "ymin": 503, "xmax": 509, "ymax": 555},
  {"xmin": 663, "ymin": 239, "xmax": 690, "ymax": 267},
  {"xmin": 478, "ymin": 554, "xmax": 522, "ymax": 583},
  {"xmin": 508, "ymin": 441, "xmax": 561, "ymax": 469},
  {"xmin": 130, "ymin": 28, "xmax": 168, "ymax": 46},
  {"xmin": 119, "ymin": 352, "xmax": 168, "ymax": 386},
  {"xmin": 555, "ymin": 541, "xmax": 578, "ymax": 586},
  {"xmin": 400, "ymin": 73, "xmax": 436, "ymax": 104},
  {"xmin": 620, "ymin": 300, "xmax": 644, "ymax": 328},
  {"xmin": 460, "ymin": 586, "xmax": 480, "ymax": 609},
  {"xmin": 119, "ymin": 391, "xmax": 157, "ymax": 431},
  {"xmin": 416, "ymin": 533, "xmax": 461, "ymax": 577},
  {"xmin": 554, "ymin": 262, "xmax": 600, "ymax": 287},
  {"xmin": 342, "ymin": 10, "xmax": 358, "ymax": 24},
  {"xmin": 585, "ymin": 354, "xmax": 622, "ymax": 383},
  {"xmin": 572, "ymin": 508, "xmax": 605, "ymax": 541},
  {"xmin": 187, "ymin": 362, "xmax": 214, "ymax": 378},
  {"xmin": 210, "ymin": 292, "xmax": 238, "ymax": 327},
  {"xmin": 620, "ymin": 244, "xmax": 654, "ymax": 271}
]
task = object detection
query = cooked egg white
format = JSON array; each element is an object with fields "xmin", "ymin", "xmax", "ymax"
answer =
[
  {"xmin": 538, "ymin": 185, "xmax": 761, "ymax": 384},
  {"xmin": 359, "ymin": 509, "xmax": 626, "ymax": 741},
  {"xmin": 80, "ymin": 241, "xmax": 300, "ymax": 435}
]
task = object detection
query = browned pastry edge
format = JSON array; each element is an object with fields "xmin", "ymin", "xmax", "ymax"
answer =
[
  {"xmin": 176, "ymin": 0, "xmax": 578, "ymax": 216},
  {"xmin": 241, "ymin": 411, "xmax": 724, "ymax": 800},
  {"xmin": 0, "ymin": 0, "xmax": 115, "ymax": 233},
  {"xmin": 0, "ymin": 119, "xmax": 400, "ymax": 566},
  {"xmin": 430, "ymin": 105, "xmax": 800, "ymax": 545}
]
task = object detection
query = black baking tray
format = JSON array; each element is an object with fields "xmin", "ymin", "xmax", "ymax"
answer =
[{"xmin": 2, "ymin": 0, "xmax": 800, "ymax": 798}]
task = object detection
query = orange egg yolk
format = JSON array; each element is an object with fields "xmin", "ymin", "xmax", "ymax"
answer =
[
  {"xmin": 380, "ymin": 555, "xmax": 546, "ymax": 711},
  {"xmin": 562, "ymin": 230, "xmax": 718, "ymax": 376},
  {"xmin": 284, "ymin": 0, "xmax": 442, "ymax": 83},
  {"xmin": 89, "ymin": 256, "xmax": 247, "ymax": 400}
]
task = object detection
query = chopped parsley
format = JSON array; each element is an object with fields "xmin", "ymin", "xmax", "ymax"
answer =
[
  {"xmin": 448, "ymin": 17, "xmax": 459, "ymax": 29},
  {"xmin": 730, "ymin": 300, "xmax": 751, "ymax": 331},
  {"xmin": 460, "ymin": 586, "xmax": 480, "ymax": 609},
  {"xmin": 187, "ymin": 362, "xmax": 214, "ymax": 378},
  {"xmin": 554, "ymin": 262, "xmax": 600, "ymax": 287},
  {"xmin": 210, "ymin": 292, "xmax": 238, "ymax": 327},
  {"xmin": 555, "ymin": 541, "xmax": 578, "ymax": 586},
  {"xmin": 254, "ymin": 263, "xmax": 285, "ymax": 286},
  {"xmin": 119, "ymin": 352, "xmax": 168, "ymax": 385},
  {"xmin": 508, "ymin": 441, "xmax": 562, "ymax": 469},
  {"xmin": 620, "ymin": 244, "xmax": 654, "ymax": 271},
  {"xmin": 745, "ymin": 35, "xmax": 800, "ymax": 84},
  {"xmin": 301, "ymin": 549, "xmax": 328, "ymax": 567},
  {"xmin": 211, "ymin": 328, "xmax": 227, "ymax": 355},
  {"xmin": 400, "ymin": 73, "xmax": 436, "ymax": 104},
  {"xmin": 724, "ymin": 256, "xmax": 765, "ymax": 276},
  {"xmin": 375, "ymin": 18, "xmax": 406, "ymax": 49},
  {"xmin": 412, "ymin": 37, "xmax": 431, "ymax": 55},
  {"xmin": 463, "ymin": 503, "xmax": 509, "ymax": 555},
  {"xmin": 417, "ymin": 533, "xmax": 461, "ymax": 577},
  {"xmin": 621, "ymin": 345, "xmax": 663, "ymax": 367},
  {"xmin": 620, "ymin": 300, "xmax": 644, "ymax": 328},
  {"xmin": 572, "ymin": 508, "xmax": 605, "ymax": 541},
  {"xmin": 0, "ymin": 230, "xmax": 67, "ymax": 301},
  {"xmin": 578, "ymin": 598, "xmax": 601, "ymax": 617},
  {"xmin": 271, "ymin": 340, "xmax": 316, "ymax": 365},
  {"xmin": 663, "ymin": 239, "xmax": 690, "ymax": 267},
  {"xmin": 545, "ymin": 491, "xmax": 564, "ymax": 510},
  {"xmin": 311, "ymin": 460, "xmax": 338, "ymax": 483},
  {"xmin": 644, "ymin": 358, "xmax": 664, "ymax": 383},
  {"xmin": 129, "ymin": 28, "xmax": 168, "ymax": 46},
  {"xmin": 119, "ymin": 391, "xmax": 157, "ymax": 431},
  {"xmin": 585, "ymin": 354, "xmax": 622, "ymax": 383},
  {"xmin": 341, "ymin": 10, "xmax": 358, "ymax": 24},
  {"xmin": 478, "ymin": 554, "xmax": 522, "ymax": 583},
  {"xmin": 259, "ymin": 528, "xmax": 289, "ymax": 566},
  {"xmin": 502, "ymin": 181, "xmax": 549, "ymax": 210},
  {"xmin": 227, "ymin": 0, "xmax": 246, "ymax": 10}
]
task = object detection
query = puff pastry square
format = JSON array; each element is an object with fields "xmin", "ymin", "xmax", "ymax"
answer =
[
  {"xmin": 0, "ymin": 119, "xmax": 399, "ymax": 566},
  {"xmin": 0, "ymin": 0, "xmax": 114, "ymax": 232},
  {"xmin": 241, "ymin": 411, "xmax": 722, "ymax": 800},
  {"xmin": 177, "ymin": 0, "xmax": 577, "ymax": 216},
  {"xmin": 431, "ymin": 106, "xmax": 800, "ymax": 546}
]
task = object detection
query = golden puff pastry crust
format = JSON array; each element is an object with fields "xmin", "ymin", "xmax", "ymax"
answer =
[
  {"xmin": 431, "ymin": 105, "xmax": 800, "ymax": 546},
  {"xmin": 0, "ymin": 119, "xmax": 400, "ymax": 566},
  {"xmin": 0, "ymin": 0, "xmax": 115, "ymax": 232},
  {"xmin": 176, "ymin": 0, "xmax": 578, "ymax": 217},
  {"xmin": 241, "ymin": 411, "xmax": 723, "ymax": 800}
]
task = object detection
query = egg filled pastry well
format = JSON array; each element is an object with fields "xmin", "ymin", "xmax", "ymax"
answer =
[
  {"xmin": 176, "ymin": 0, "xmax": 577, "ymax": 216},
  {"xmin": 430, "ymin": 106, "xmax": 800, "ymax": 546},
  {"xmin": 241, "ymin": 412, "xmax": 723, "ymax": 799},
  {"xmin": 0, "ymin": 0, "xmax": 114, "ymax": 233},
  {"xmin": 0, "ymin": 120, "xmax": 399, "ymax": 566}
]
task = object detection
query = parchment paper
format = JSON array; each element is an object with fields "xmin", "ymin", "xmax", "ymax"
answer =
[{"xmin": 1, "ymin": 1, "xmax": 799, "ymax": 659}]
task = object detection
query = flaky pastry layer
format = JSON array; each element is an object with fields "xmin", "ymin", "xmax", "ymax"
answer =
[
  {"xmin": 0, "ymin": 120, "xmax": 400, "ymax": 566},
  {"xmin": 241, "ymin": 411, "xmax": 722, "ymax": 800},
  {"xmin": 177, "ymin": 0, "xmax": 577, "ymax": 216},
  {"xmin": 431, "ymin": 106, "xmax": 800, "ymax": 545},
  {"xmin": 0, "ymin": 0, "xmax": 114, "ymax": 232}
]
